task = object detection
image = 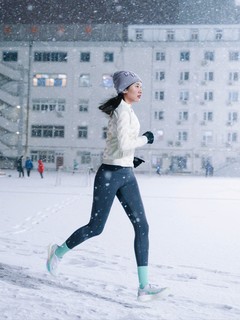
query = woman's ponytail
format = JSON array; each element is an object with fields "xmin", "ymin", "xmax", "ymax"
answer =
[{"xmin": 99, "ymin": 93, "xmax": 123, "ymax": 115}]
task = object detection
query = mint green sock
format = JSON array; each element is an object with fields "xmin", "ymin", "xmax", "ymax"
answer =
[
  {"xmin": 55, "ymin": 242, "xmax": 70, "ymax": 258},
  {"xmin": 137, "ymin": 266, "xmax": 148, "ymax": 289}
]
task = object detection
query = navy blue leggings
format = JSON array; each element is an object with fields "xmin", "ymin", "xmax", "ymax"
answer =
[{"xmin": 66, "ymin": 164, "xmax": 149, "ymax": 266}]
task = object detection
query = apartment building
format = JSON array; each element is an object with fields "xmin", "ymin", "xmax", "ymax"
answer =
[{"xmin": 1, "ymin": 23, "xmax": 240, "ymax": 173}]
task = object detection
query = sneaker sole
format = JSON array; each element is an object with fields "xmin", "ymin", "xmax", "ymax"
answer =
[
  {"xmin": 46, "ymin": 244, "xmax": 58, "ymax": 275},
  {"xmin": 138, "ymin": 287, "xmax": 169, "ymax": 302}
]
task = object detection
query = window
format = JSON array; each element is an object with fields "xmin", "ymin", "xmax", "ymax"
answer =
[
  {"xmin": 180, "ymin": 91, "xmax": 189, "ymax": 101},
  {"xmin": 204, "ymin": 51, "xmax": 214, "ymax": 61},
  {"xmin": 155, "ymin": 91, "xmax": 165, "ymax": 101},
  {"xmin": 228, "ymin": 91, "xmax": 238, "ymax": 102},
  {"xmin": 43, "ymin": 125, "xmax": 53, "ymax": 137},
  {"xmin": 204, "ymin": 91, "xmax": 214, "ymax": 101},
  {"xmin": 154, "ymin": 111, "xmax": 164, "ymax": 120},
  {"xmin": 229, "ymin": 52, "xmax": 240, "ymax": 61},
  {"xmin": 203, "ymin": 111, "xmax": 213, "ymax": 121},
  {"xmin": 229, "ymin": 72, "xmax": 239, "ymax": 82},
  {"xmin": 80, "ymin": 52, "xmax": 90, "ymax": 62},
  {"xmin": 78, "ymin": 126, "xmax": 88, "ymax": 139},
  {"xmin": 104, "ymin": 52, "xmax": 114, "ymax": 62},
  {"xmin": 136, "ymin": 29, "xmax": 143, "ymax": 40},
  {"xmin": 191, "ymin": 29, "xmax": 199, "ymax": 41},
  {"xmin": 156, "ymin": 52, "xmax": 165, "ymax": 61},
  {"xmin": 32, "ymin": 99, "xmax": 66, "ymax": 112},
  {"xmin": 180, "ymin": 51, "xmax": 190, "ymax": 62},
  {"xmin": 102, "ymin": 74, "xmax": 113, "ymax": 88},
  {"xmin": 34, "ymin": 52, "xmax": 67, "ymax": 62},
  {"xmin": 79, "ymin": 74, "xmax": 90, "ymax": 87},
  {"xmin": 54, "ymin": 126, "xmax": 64, "ymax": 137},
  {"xmin": 31, "ymin": 125, "xmax": 64, "ymax": 138},
  {"xmin": 30, "ymin": 150, "xmax": 55, "ymax": 163},
  {"xmin": 31, "ymin": 125, "xmax": 42, "ymax": 137},
  {"xmin": 227, "ymin": 132, "xmax": 238, "ymax": 143},
  {"xmin": 215, "ymin": 29, "xmax": 223, "ymax": 40},
  {"xmin": 79, "ymin": 99, "xmax": 89, "ymax": 112},
  {"xmin": 178, "ymin": 111, "xmax": 188, "ymax": 121},
  {"xmin": 3, "ymin": 51, "xmax": 18, "ymax": 62},
  {"xmin": 33, "ymin": 74, "xmax": 67, "ymax": 87},
  {"xmin": 166, "ymin": 30, "xmax": 175, "ymax": 41},
  {"xmin": 204, "ymin": 71, "xmax": 214, "ymax": 81},
  {"xmin": 155, "ymin": 71, "xmax": 165, "ymax": 81},
  {"xmin": 180, "ymin": 71, "xmax": 189, "ymax": 81},
  {"xmin": 228, "ymin": 112, "xmax": 238, "ymax": 122},
  {"xmin": 178, "ymin": 131, "xmax": 188, "ymax": 141},
  {"xmin": 77, "ymin": 151, "xmax": 91, "ymax": 164},
  {"xmin": 102, "ymin": 127, "xmax": 107, "ymax": 139},
  {"xmin": 202, "ymin": 131, "xmax": 213, "ymax": 144}
]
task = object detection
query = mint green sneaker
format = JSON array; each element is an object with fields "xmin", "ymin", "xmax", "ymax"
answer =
[
  {"xmin": 137, "ymin": 284, "xmax": 168, "ymax": 302},
  {"xmin": 46, "ymin": 244, "xmax": 62, "ymax": 276}
]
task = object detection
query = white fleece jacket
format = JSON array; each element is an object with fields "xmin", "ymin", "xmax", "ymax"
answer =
[{"xmin": 102, "ymin": 99, "xmax": 148, "ymax": 167}]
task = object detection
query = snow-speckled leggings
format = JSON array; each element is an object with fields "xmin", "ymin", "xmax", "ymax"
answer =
[{"xmin": 66, "ymin": 164, "xmax": 149, "ymax": 266}]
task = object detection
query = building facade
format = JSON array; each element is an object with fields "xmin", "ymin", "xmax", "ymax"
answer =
[{"xmin": 1, "ymin": 23, "xmax": 240, "ymax": 174}]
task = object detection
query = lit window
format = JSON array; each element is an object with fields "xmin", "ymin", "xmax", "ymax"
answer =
[
  {"xmin": 79, "ymin": 74, "xmax": 90, "ymax": 87},
  {"xmin": 33, "ymin": 74, "xmax": 67, "ymax": 87},
  {"xmin": 102, "ymin": 74, "xmax": 113, "ymax": 88}
]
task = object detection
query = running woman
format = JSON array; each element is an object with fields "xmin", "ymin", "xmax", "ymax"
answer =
[{"xmin": 47, "ymin": 71, "xmax": 165, "ymax": 301}]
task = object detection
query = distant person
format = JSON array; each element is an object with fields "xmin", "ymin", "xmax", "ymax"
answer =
[
  {"xmin": 205, "ymin": 162, "xmax": 214, "ymax": 177},
  {"xmin": 156, "ymin": 165, "xmax": 161, "ymax": 175},
  {"xmin": 16, "ymin": 156, "xmax": 24, "ymax": 178},
  {"xmin": 25, "ymin": 157, "xmax": 33, "ymax": 177},
  {"xmin": 47, "ymin": 70, "xmax": 165, "ymax": 301},
  {"xmin": 72, "ymin": 159, "xmax": 79, "ymax": 174},
  {"xmin": 38, "ymin": 160, "xmax": 44, "ymax": 178}
]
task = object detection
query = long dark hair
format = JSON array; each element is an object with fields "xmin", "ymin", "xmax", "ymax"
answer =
[{"xmin": 99, "ymin": 93, "xmax": 124, "ymax": 115}]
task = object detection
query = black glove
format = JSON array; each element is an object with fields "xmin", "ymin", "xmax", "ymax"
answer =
[
  {"xmin": 142, "ymin": 131, "xmax": 154, "ymax": 144},
  {"xmin": 133, "ymin": 157, "xmax": 145, "ymax": 168}
]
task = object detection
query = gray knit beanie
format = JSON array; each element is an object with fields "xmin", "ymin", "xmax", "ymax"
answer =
[{"xmin": 112, "ymin": 71, "xmax": 142, "ymax": 94}]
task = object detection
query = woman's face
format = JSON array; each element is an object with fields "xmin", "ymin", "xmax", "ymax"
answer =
[{"xmin": 123, "ymin": 81, "xmax": 142, "ymax": 104}]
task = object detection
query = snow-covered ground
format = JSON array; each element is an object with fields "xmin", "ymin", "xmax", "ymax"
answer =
[{"xmin": 0, "ymin": 169, "xmax": 240, "ymax": 320}]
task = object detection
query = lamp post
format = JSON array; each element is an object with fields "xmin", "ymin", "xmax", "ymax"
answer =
[{"xmin": 17, "ymin": 65, "xmax": 24, "ymax": 157}]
